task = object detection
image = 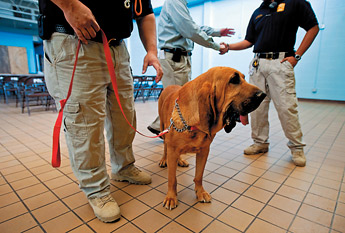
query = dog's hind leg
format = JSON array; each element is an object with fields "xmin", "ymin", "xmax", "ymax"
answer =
[
  {"xmin": 194, "ymin": 147, "xmax": 211, "ymax": 203},
  {"xmin": 163, "ymin": 146, "xmax": 179, "ymax": 210}
]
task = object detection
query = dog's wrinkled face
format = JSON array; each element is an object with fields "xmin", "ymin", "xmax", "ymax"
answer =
[{"xmin": 220, "ymin": 72, "xmax": 266, "ymax": 133}]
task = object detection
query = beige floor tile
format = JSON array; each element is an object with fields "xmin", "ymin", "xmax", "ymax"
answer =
[
  {"xmin": 16, "ymin": 183, "xmax": 49, "ymax": 200},
  {"xmin": 69, "ymin": 224, "xmax": 94, "ymax": 233},
  {"xmin": 246, "ymin": 219, "xmax": 286, "ymax": 233},
  {"xmin": 304, "ymin": 193, "xmax": 336, "ymax": 212},
  {"xmin": 4, "ymin": 170, "xmax": 32, "ymax": 183},
  {"xmin": 0, "ymin": 191, "xmax": 20, "ymax": 208},
  {"xmin": 194, "ymin": 199, "xmax": 228, "ymax": 218},
  {"xmin": 0, "ymin": 213, "xmax": 37, "ymax": 233},
  {"xmin": 277, "ymin": 185, "xmax": 307, "ymax": 202},
  {"xmin": 244, "ymin": 186, "xmax": 274, "ymax": 203},
  {"xmin": 175, "ymin": 208, "xmax": 213, "ymax": 232},
  {"xmin": 268, "ymin": 194, "xmax": 300, "ymax": 214},
  {"xmin": 232, "ymin": 172, "xmax": 259, "ymax": 185},
  {"xmin": 10, "ymin": 176, "xmax": 40, "ymax": 191},
  {"xmin": 137, "ymin": 189, "xmax": 166, "ymax": 207},
  {"xmin": 41, "ymin": 212, "xmax": 83, "ymax": 233},
  {"xmin": 289, "ymin": 216, "xmax": 330, "ymax": 233},
  {"xmin": 284, "ymin": 176, "xmax": 312, "ymax": 191},
  {"xmin": 232, "ymin": 196, "xmax": 265, "ymax": 216},
  {"xmin": 31, "ymin": 201, "xmax": 69, "ymax": 223},
  {"xmin": 0, "ymin": 201, "xmax": 27, "ymax": 222},
  {"xmin": 203, "ymin": 220, "xmax": 241, "ymax": 233},
  {"xmin": 258, "ymin": 205, "xmax": 294, "ymax": 229},
  {"xmin": 115, "ymin": 223, "xmax": 145, "ymax": 233},
  {"xmin": 222, "ymin": 179, "xmax": 250, "ymax": 194},
  {"xmin": 309, "ymin": 183, "xmax": 339, "ymax": 201},
  {"xmin": 0, "ymin": 184, "xmax": 13, "ymax": 196},
  {"xmin": 62, "ymin": 191, "xmax": 88, "ymax": 210},
  {"xmin": 218, "ymin": 207, "xmax": 254, "ymax": 231},
  {"xmin": 52, "ymin": 182, "xmax": 80, "ymax": 199},
  {"xmin": 297, "ymin": 203, "xmax": 333, "ymax": 227},
  {"xmin": 120, "ymin": 199, "xmax": 150, "ymax": 221},
  {"xmin": 156, "ymin": 221, "xmax": 193, "ymax": 233},
  {"xmin": 253, "ymin": 178, "xmax": 281, "ymax": 192},
  {"xmin": 335, "ymin": 202, "xmax": 345, "ymax": 217},
  {"xmin": 44, "ymin": 175, "xmax": 74, "ymax": 190},
  {"xmin": 74, "ymin": 204, "xmax": 96, "ymax": 222},
  {"xmin": 332, "ymin": 215, "xmax": 345, "ymax": 232},
  {"xmin": 211, "ymin": 187, "xmax": 239, "ymax": 205},
  {"xmin": 23, "ymin": 191, "xmax": 58, "ymax": 210},
  {"xmin": 132, "ymin": 209, "xmax": 170, "ymax": 232}
]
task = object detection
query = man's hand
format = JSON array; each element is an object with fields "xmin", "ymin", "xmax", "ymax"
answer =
[
  {"xmin": 281, "ymin": 56, "xmax": 298, "ymax": 68},
  {"xmin": 56, "ymin": 0, "xmax": 100, "ymax": 44},
  {"xmin": 220, "ymin": 28, "xmax": 235, "ymax": 37},
  {"xmin": 219, "ymin": 42, "xmax": 229, "ymax": 55},
  {"xmin": 142, "ymin": 52, "xmax": 163, "ymax": 83}
]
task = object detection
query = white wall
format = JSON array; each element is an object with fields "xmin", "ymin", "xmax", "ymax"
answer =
[{"xmin": 127, "ymin": 0, "xmax": 345, "ymax": 101}]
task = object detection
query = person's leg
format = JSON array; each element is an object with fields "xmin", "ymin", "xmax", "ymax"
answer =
[
  {"xmin": 245, "ymin": 58, "xmax": 270, "ymax": 154},
  {"xmin": 44, "ymin": 33, "xmax": 120, "ymax": 222},
  {"xmin": 266, "ymin": 56, "xmax": 306, "ymax": 165},
  {"xmin": 106, "ymin": 42, "xmax": 151, "ymax": 183},
  {"xmin": 149, "ymin": 52, "xmax": 191, "ymax": 132}
]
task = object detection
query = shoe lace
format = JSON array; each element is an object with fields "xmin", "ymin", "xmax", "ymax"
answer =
[
  {"xmin": 98, "ymin": 195, "xmax": 115, "ymax": 208},
  {"xmin": 128, "ymin": 165, "xmax": 141, "ymax": 175}
]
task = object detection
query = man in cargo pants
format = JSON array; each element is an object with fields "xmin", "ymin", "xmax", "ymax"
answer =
[{"xmin": 225, "ymin": 0, "xmax": 319, "ymax": 166}]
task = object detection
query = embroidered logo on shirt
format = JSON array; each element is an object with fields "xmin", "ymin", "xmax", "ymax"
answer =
[
  {"xmin": 277, "ymin": 3, "xmax": 285, "ymax": 12},
  {"xmin": 255, "ymin": 14, "xmax": 263, "ymax": 20}
]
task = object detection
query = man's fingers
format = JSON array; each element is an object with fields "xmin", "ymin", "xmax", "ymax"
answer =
[
  {"xmin": 74, "ymin": 29, "xmax": 88, "ymax": 44},
  {"xmin": 142, "ymin": 61, "xmax": 148, "ymax": 74}
]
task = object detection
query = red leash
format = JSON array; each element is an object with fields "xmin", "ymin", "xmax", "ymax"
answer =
[{"xmin": 52, "ymin": 30, "xmax": 168, "ymax": 167}]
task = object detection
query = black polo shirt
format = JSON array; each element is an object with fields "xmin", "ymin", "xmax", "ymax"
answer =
[
  {"xmin": 39, "ymin": 0, "xmax": 153, "ymax": 41},
  {"xmin": 245, "ymin": 0, "xmax": 318, "ymax": 53}
]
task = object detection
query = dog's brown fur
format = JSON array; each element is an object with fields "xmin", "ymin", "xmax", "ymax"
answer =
[{"xmin": 159, "ymin": 67, "xmax": 265, "ymax": 209}]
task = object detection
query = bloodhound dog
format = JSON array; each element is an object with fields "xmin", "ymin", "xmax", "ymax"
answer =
[{"xmin": 158, "ymin": 67, "xmax": 266, "ymax": 209}]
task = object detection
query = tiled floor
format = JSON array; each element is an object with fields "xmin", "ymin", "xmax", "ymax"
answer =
[{"xmin": 0, "ymin": 97, "xmax": 345, "ymax": 233}]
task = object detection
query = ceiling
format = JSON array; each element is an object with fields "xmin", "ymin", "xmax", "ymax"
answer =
[{"xmin": 0, "ymin": 0, "xmax": 39, "ymax": 35}]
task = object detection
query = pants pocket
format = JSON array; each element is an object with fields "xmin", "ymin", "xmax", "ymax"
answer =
[{"xmin": 63, "ymin": 102, "xmax": 88, "ymax": 137}]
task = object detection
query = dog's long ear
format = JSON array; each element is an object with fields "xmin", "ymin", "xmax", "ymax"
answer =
[{"xmin": 196, "ymin": 81, "xmax": 217, "ymax": 135}]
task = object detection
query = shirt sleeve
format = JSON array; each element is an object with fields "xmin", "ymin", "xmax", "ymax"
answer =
[
  {"xmin": 134, "ymin": 0, "xmax": 153, "ymax": 18},
  {"xmin": 244, "ymin": 13, "xmax": 256, "ymax": 44},
  {"xmin": 166, "ymin": 0, "xmax": 220, "ymax": 51},
  {"xmin": 296, "ymin": 0, "xmax": 318, "ymax": 31},
  {"xmin": 200, "ymin": 26, "xmax": 221, "ymax": 37}
]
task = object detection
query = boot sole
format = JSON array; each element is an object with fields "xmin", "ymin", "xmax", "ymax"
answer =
[{"xmin": 112, "ymin": 175, "xmax": 152, "ymax": 185}]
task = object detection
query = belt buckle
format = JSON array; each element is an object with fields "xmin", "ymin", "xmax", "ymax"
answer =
[{"xmin": 266, "ymin": 52, "xmax": 273, "ymax": 60}]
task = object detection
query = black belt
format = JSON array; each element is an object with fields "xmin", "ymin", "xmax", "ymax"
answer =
[
  {"xmin": 256, "ymin": 52, "xmax": 295, "ymax": 59},
  {"xmin": 162, "ymin": 48, "xmax": 192, "ymax": 56},
  {"xmin": 54, "ymin": 24, "xmax": 122, "ymax": 47}
]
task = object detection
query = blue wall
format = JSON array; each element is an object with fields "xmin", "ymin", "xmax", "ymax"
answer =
[
  {"xmin": 0, "ymin": 31, "xmax": 37, "ymax": 74},
  {"xmin": 128, "ymin": 0, "xmax": 345, "ymax": 101}
]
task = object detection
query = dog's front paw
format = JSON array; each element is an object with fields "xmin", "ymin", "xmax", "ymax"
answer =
[
  {"xmin": 159, "ymin": 158, "xmax": 167, "ymax": 168},
  {"xmin": 177, "ymin": 158, "xmax": 189, "ymax": 167},
  {"xmin": 195, "ymin": 189, "xmax": 212, "ymax": 203},
  {"xmin": 163, "ymin": 194, "xmax": 178, "ymax": 210}
]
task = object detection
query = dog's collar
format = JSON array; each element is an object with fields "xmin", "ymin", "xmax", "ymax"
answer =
[{"xmin": 169, "ymin": 98, "xmax": 198, "ymax": 133}]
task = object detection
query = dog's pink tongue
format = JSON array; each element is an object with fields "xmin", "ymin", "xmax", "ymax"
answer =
[{"xmin": 240, "ymin": 115, "xmax": 249, "ymax": 125}]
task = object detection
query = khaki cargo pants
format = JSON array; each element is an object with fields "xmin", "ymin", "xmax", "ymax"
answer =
[
  {"xmin": 249, "ymin": 53, "xmax": 306, "ymax": 151},
  {"xmin": 44, "ymin": 33, "xmax": 136, "ymax": 198},
  {"xmin": 149, "ymin": 51, "xmax": 191, "ymax": 131}
]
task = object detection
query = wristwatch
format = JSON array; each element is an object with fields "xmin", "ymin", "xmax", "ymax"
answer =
[{"xmin": 294, "ymin": 54, "xmax": 302, "ymax": 61}]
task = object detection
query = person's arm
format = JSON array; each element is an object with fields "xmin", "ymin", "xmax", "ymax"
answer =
[
  {"xmin": 136, "ymin": 14, "xmax": 163, "ymax": 82},
  {"xmin": 167, "ymin": 1, "xmax": 220, "ymax": 51},
  {"xmin": 227, "ymin": 40, "xmax": 253, "ymax": 50},
  {"xmin": 200, "ymin": 26, "xmax": 235, "ymax": 38},
  {"xmin": 50, "ymin": 0, "xmax": 100, "ymax": 44},
  {"xmin": 281, "ymin": 25, "xmax": 319, "ymax": 67}
]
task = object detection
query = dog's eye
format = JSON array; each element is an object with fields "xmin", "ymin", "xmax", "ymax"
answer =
[{"xmin": 229, "ymin": 72, "xmax": 241, "ymax": 85}]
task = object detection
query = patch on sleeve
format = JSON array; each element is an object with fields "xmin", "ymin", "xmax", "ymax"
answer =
[{"xmin": 277, "ymin": 3, "xmax": 285, "ymax": 12}]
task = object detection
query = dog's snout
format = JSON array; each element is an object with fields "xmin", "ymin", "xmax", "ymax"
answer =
[{"xmin": 255, "ymin": 91, "xmax": 266, "ymax": 102}]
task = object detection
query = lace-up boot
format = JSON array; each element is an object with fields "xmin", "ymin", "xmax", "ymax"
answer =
[
  {"xmin": 112, "ymin": 164, "xmax": 152, "ymax": 184},
  {"xmin": 88, "ymin": 194, "xmax": 120, "ymax": 222}
]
